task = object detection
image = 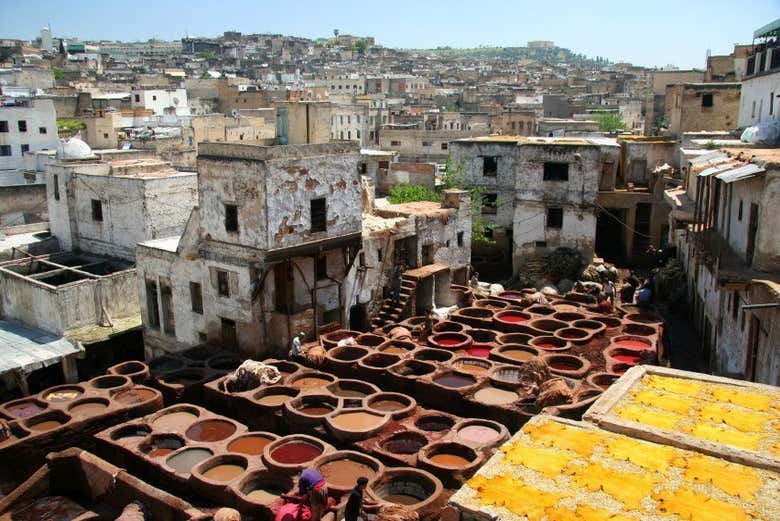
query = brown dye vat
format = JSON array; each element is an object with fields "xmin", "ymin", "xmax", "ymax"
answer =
[
  {"xmin": 452, "ymin": 358, "xmax": 492, "ymax": 375},
  {"xmin": 109, "ymin": 361, "xmax": 149, "ymax": 381},
  {"xmin": 90, "ymin": 375, "xmax": 129, "ymax": 389},
  {"xmin": 43, "ymin": 386, "xmax": 83, "ymax": 402},
  {"xmin": 148, "ymin": 448, "xmax": 175, "ymax": 457},
  {"xmin": 501, "ymin": 348, "xmax": 536, "ymax": 362},
  {"xmin": 526, "ymin": 305, "xmax": 554, "ymax": 315},
  {"xmin": 556, "ymin": 327, "xmax": 589, "ymax": 340},
  {"xmin": 326, "ymin": 380, "xmax": 378, "ymax": 398},
  {"xmin": 68, "ymin": 400, "xmax": 108, "ymax": 416},
  {"xmin": 586, "ymin": 372, "xmax": 620, "ymax": 390},
  {"xmin": 330, "ymin": 411, "xmax": 385, "ymax": 430},
  {"xmin": 28, "ymin": 419, "xmax": 63, "ymax": 431},
  {"xmin": 624, "ymin": 313, "xmax": 662, "ymax": 325},
  {"xmin": 381, "ymin": 346, "xmax": 411, "ymax": 355},
  {"xmin": 299, "ymin": 405, "xmax": 334, "ymax": 415},
  {"xmin": 270, "ymin": 442, "xmax": 323, "ymax": 464},
  {"xmin": 412, "ymin": 348, "xmax": 454, "ymax": 363},
  {"xmin": 228, "ymin": 434, "xmax": 275, "ymax": 455},
  {"xmin": 166, "ymin": 448, "xmax": 213, "ymax": 473},
  {"xmin": 429, "ymin": 453, "xmax": 471, "ymax": 467},
  {"xmin": 292, "ymin": 376, "xmax": 333, "ymax": 389},
  {"xmin": 552, "ymin": 311, "xmax": 586, "ymax": 322},
  {"xmin": 594, "ymin": 316, "xmax": 622, "ymax": 329},
  {"xmin": 111, "ymin": 424, "xmax": 151, "ymax": 440},
  {"xmin": 361, "ymin": 353, "xmax": 400, "ymax": 368},
  {"xmin": 255, "ymin": 387, "xmax": 299, "ymax": 406},
  {"xmin": 622, "ymin": 323, "xmax": 657, "ymax": 336},
  {"xmin": 162, "ymin": 369, "xmax": 207, "ymax": 386},
  {"xmin": 431, "ymin": 320, "xmax": 466, "ymax": 333},
  {"xmin": 267, "ymin": 361, "xmax": 300, "ymax": 377},
  {"xmin": 330, "ymin": 346, "xmax": 369, "ymax": 361},
  {"xmin": 528, "ymin": 318, "xmax": 567, "ymax": 333},
  {"xmin": 4, "ymin": 399, "xmax": 47, "ymax": 419},
  {"xmin": 416, "ymin": 415, "xmax": 455, "ymax": 432},
  {"xmin": 530, "ymin": 336, "xmax": 569, "ymax": 352},
  {"xmin": 153, "ymin": 410, "xmax": 198, "ymax": 431},
  {"xmin": 495, "ymin": 333, "xmax": 532, "ymax": 345},
  {"xmin": 381, "ymin": 432, "xmax": 428, "ymax": 454},
  {"xmin": 113, "ymin": 388, "xmax": 157, "ymax": 405},
  {"xmin": 473, "ymin": 386, "xmax": 518, "ymax": 405},
  {"xmin": 371, "ymin": 399, "xmax": 405, "ymax": 412},
  {"xmin": 185, "ymin": 419, "xmax": 236, "ymax": 442},
  {"xmin": 246, "ymin": 487, "xmax": 284, "ymax": 502},
  {"xmin": 433, "ymin": 373, "xmax": 476, "ymax": 389},
  {"xmin": 143, "ymin": 435, "xmax": 184, "ymax": 458},
  {"xmin": 203, "ymin": 463, "xmax": 246, "ymax": 482},
  {"xmin": 356, "ymin": 333, "xmax": 386, "ymax": 347},
  {"xmin": 320, "ymin": 459, "xmax": 377, "ymax": 488}
]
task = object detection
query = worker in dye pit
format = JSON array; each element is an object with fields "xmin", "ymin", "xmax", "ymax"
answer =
[
  {"xmin": 343, "ymin": 477, "xmax": 370, "ymax": 521},
  {"xmin": 297, "ymin": 467, "xmax": 329, "ymax": 521},
  {"xmin": 289, "ymin": 332, "xmax": 306, "ymax": 361},
  {"xmin": 391, "ymin": 265, "xmax": 403, "ymax": 305},
  {"xmin": 604, "ymin": 280, "xmax": 615, "ymax": 301}
]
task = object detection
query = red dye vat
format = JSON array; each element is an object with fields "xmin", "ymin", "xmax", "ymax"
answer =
[
  {"xmin": 549, "ymin": 361, "xmax": 580, "ymax": 371},
  {"xmin": 500, "ymin": 314, "xmax": 528, "ymax": 323},
  {"xmin": 560, "ymin": 332, "xmax": 582, "ymax": 339},
  {"xmin": 271, "ymin": 442, "xmax": 322, "ymax": 464},
  {"xmin": 615, "ymin": 339, "xmax": 649, "ymax": 349},
  {"xmin": 536, "ymin": 343, "xmax": 558, "ymax": 350},
  {"xmin": 613, "ymin": 353, "xmax": 642, "ymax": 364},
  {"xmin": 437, "ymin": 338, "xmax": 461, "ymax": 346},
  {"xmin": 466, "ymin": 347, "xmax": 490, "ymax": 358}
]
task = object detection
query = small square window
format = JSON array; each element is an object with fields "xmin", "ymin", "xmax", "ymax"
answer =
[
  {"xmin": 483, "ymin": 156, "xmax": 498, "ymax": 177},
  {"xmin": 91, "ymin": 199, "xmax": 103, "ymax": 221},
  {"xmin": 0, "ymin": 145, "xmax": 10, "ymax": 156},
  {"xmin": 20, "ymin": 144, "xmax": 29, "ymax": 154},
  {"xmin": 311, "ymin": 198, "xmax": 327, "ymax": 232},
  {"xmin": 441, "ymin": 143, "xmax": 448, "ymax": 150},
  {"xmin": 103, "ymin": 132, "xmax": 109, "ymax": 139},
  {"xmin": 543, "ymin": 162, "xmax": 569, "ymax": 181},
  {"xmin": 482, "ymin": 193, "xmax": 498, "ymax": 214},
  {"xmin": 390, "ymin": 140, "xmax": 401, "ymax": 146},
  {"xmin": 0, "ymin": 121, "xmax": 8, "ymax": 132},
  {"xmin": 152, "ymin": 95, "xmax": 157, "ymax": 101},
  {"xmin": 134, "ymin": 94, "xmax": 140, "ymax": 102},
  {"xmin": 702, "ymin": 93, "xmax": 713, "ymax": 107},
  {"xmin": 316, "ymin": 255, "xmax": 327, "ymax": 280},
  {"xmin": 39, "ymin": 126, "xmax": 47, "ymax": 134},
  {"xmin": 535, "ymin": 240, "xmax": 548, "ymax": 247},
  {"xmin": 217, "ymin": 270, "xmax": 230, "ymax": 297},
  {"xmin": 17, "ymin": 120, "xmax": 27, "ymax": 132},
  {"xmin": 225, "ymin": 203, "xmax": 239, "ymax": 233},
  {"xmin": 547, "ymin": 208, "xmax": 563, "ymax": 228}
]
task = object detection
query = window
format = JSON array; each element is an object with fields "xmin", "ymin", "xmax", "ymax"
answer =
[
  {"xmin": 771, "ymin": 92, "xmax": 775, "ymax": 116},
  {"xmin": 134, "ymin": 94, "xmax": 140, "ymax": 102},
  {"xmin": 511, "ymin": 121, "xmax": 516, "ymax": 130},
  {"xmin": 340, "ymin": 116, "xmax": 344, "ymax": 125},
  {"xmin": 347, "ymin": 116, "xmax": 351, "ymax": 124},
  {"xmin": 390, "ymin": 140, "xmax": 401, "ymax": 146},
  {"xmin": 543, "ymin": 162, "xmax": 569, "ymax": 181},
  {"xmin": 53, "ymin": 174, "xmax": 59, "ymax": 201},
  {"xmin": 0, "ymin": 145, "xmax": 10, "ymax": 156},
  {"xmin": 752, "ymin": 100, "xmax": 756, "ymax": 118},
  {"xmin": 535, "ymin": 240, "xmax": 547, "ymax": 247},
  {"xmin": 547, "ymin": 207, "xmax": 564, "ymax": 228},
  {"xmin": 311, "ymin": 198, "xmax": 327, "ymax": 232},
  {"xmin": 91, "ymin": 199, "xmax": 103, "ymax": 221},
  {"xmin": 457, "ymin": 231, "xmax": 464, "ymax": 247},
  {"xmin": 221, "ymin": 317, "xmax": 237, "ymax": 349},
  {"xmin": 160, "ymin": 283, "xmax": 175, "ymax": 336},
  {"xmin": 315, "ymin": 255, "xmax": 327, "ymax": 280},
  {"xmin": 225, "ymin": 203, "xmax": 239, "ymax": 233},
  {"xmin": 152, "ymin": 95, "xmax": 157, "ymax": 101},
  {"xmin": 483, "ymin": 156, "xmax": 498, "ymax": 177},
  {"xmin": 17, "ymin": 120, "xmax": 27, "ymax": 132},
  {"xmin": 732, "ymin": 291, "xmax": 739, "ymax": 321},
  {"xmin": 103, "ymin": 133, "xmax": 109, "ymax": 139},
  {"xmin": 738, "ymin": 200, "xmax": 743, "ymax": 221},
  {"xmin": 702, "ymin": 93, "xmax": 713, "ymax": 108},
  {"xmin": 422, "ymin": 141, "xmax": 432, "ymax": 147},
  {"xmin": 377, "ymin": 248, "xmax": 383, "ymax": 262},
  {"xmin": 356, "ymin": 129, "xmax": 360, "ymax": 139},
  {"xmin": 441, "ymin": 143, "xmax": 448, "ymax": 150},
  {"xmin": 0, "ymin": 121, "xmax": 8, "ymax": 132},
  {"xmin": 190, "ymin": 282, "xmax": 203, "ymax": 314},
  {"xmin": 145, "ymin": 279, "xmax": 160, "ymax": 329},
  {"xmin": 217, "ymin": 270, "xmax": 230, "ymax": 297},
  {"xmin": 20, "ymin": 144, "xmax": 29, "ymax": 154},
  {"xmin": 482, "ymin": 193, "xmax": 498, "ymax": 214},
  {"xmin": 347, "ymin": 131, "xmax": 351, "ymax": 140}
]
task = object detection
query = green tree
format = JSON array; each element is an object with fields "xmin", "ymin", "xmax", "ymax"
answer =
[
  {"xmin": 441, "ymin": 159, "xmax": 494, "ymax": 244},
  {"xmin": 52, "ymin": 67, "xmax": 63, "ymax": 81},
  {"xmin": 197, "ymin": 50, "xmax": 215, "ymax": 60},
  {"xmin": 388, "ymin": 184, "xmax": 439, "ymax": 204},
  {"xmin": 594, "ymin": 112, "xmax": 626, "ymax": 132},
  {"xmin": 354, "ymin": 39, "xmax": 368, "ymax": 54}
]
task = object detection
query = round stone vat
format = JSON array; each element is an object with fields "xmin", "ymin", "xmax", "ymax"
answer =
[
  {"xmin": 321, "ymin": 329, "xmax": 361, "ymax": 350},
  {"xmin": 314, "ymin": 450, "xmax": 384, "ymax": 494},
  {"xmin": 541, "ymin": 354, "xmax": 591, "ymax": 379},
  {"xmin": 2, "ymin": 397, "xmax": 48, "ymax": 419},
  {"xmin": 366, "ymin": 392, "xmax": 416, "ymax": 419},
  {"xmin": 379, "ymin": 431, "xmax": 428, "ymax": 455},
  {"xmin": 496, "ymin": 290, "xmax": 526, "ymax": 302},
  {"xmin": 466, "ymin": 344, "xmax": 492, "ymax": 358},
  {"xmin": 227, "ymin": 432, "xmax": 278, "ymax": 456},
  {"xmin": 253, "ymin": 386, "xmax": 300, "ymax": 409},
  {"xmin": 110, "ymin": 423, "xmax": 151, "ymax": 441},
  {"xmin": 206, "ymin": 355, "xmax": 242, "ymax": 372},
  {"xmin": 472, "ymin": 385, "xmax": 520, "ymax": 406},
  {"xmin": 165, "ymin": 447, "xmax": 214, "ymax": 474},
  {"xmin": 67, "ymin": 398, "xmax": 110, "ymax": 417},
  {"xmin": 554, "ymin": 327, "xmax": 592, "ymax": 344},
  {"xmin": 473, "ymin": 298, "xmax": 509, "ymax": 310},
  {"xmin": 151, "ymin": 405, "xmax": 200, "ymax": 431},
  {"xmin": 572, "ymin": 319, "xmax": 607, "ymax": 336},
  {"xmin": 193, "ymin": 454, "xmax": 248, "ymax": 484},
  {"xmin": 285, "ymin": 395, "xmax": 339, "ymax": 428},
  {"xmin": 455, "ymin": 307, "xmax": 494, "ymax": 320},
  {"xmin": 488, "ymin": 365, "xmax": 527, "ymax": 388},
  {"xmin": 432, "ymin": 372, "xmax": 477, "ymax": 390},
  {"xmin": 605, "ymin": 346, "xmax": 649, "ymax": 368},
  {"xmin": 266, "ymin": 360, "xmax": 301, "ymax": 378},
  {"xmin": 185, "ymin": 418, "xmax": 238, "ymax": 442},
  {"xmin": 528, "ymin": 318, "xmax": 568, "ymax": 333},
  {"xmin": 326, "ymin": 408, "xmax": 389, "ymax": 443},
  {"xmin": 586, "ymin": 372, "xmax": 621, "ymax": 391},
  {"xmin": 107, "ymin": 361, "xmax": 150, "ymax": 383},
  {"xmin": 611, "ymin": 335, "xmax": 653, "ymax": 350},
  {"xmin": 368, "ymin": 468, "xmax": 443, "ymax": 512},
  {"xmin": 160, "ymin": 368, "xmax": 208, "ymax": 387},
  {"xmin": 495, "ymin": 333, "xmax": 533, "ymax": 345},
  {"xmin": 264, "ymin": 435, "xmax": 329, "ymax": 472},
  {"xmin": 493, "ymin": 310, "xmax": 533, "ymax": 332},
  {"xmin": 88, "ymin": 375, "xmax": 131, "ymax": 390},
  {"xmin": 112, "ymin": 387, "xmax": 160, "ymax": 406},
  {"xmin": 400, "ymin": 316, "xmax": 427, "ymax": 330},
  {"xmin": 415, "ymin": 414, "xmax": 456, "ymax": 433},
  {"xmin": 326, "ymin": 379, "xmax": 379, "ymax": 399},
  {"xmin": 148, "ymin": 356, "xmax": 186, "ymax": 374},
  {"xmin": 609, "ymin": 361, "xmax": 633, "ymax": 375},
  {"xmin": 289, "ymin": 371, "xmax": 336, "ymax": 390},
  {"xmin": 388, "ymin": 326, "xmax": 413, "ymax": 340},
  {"xmin": 419, "ymin": 442, "xmax": 481, "ymax": 481},
  {"xmin": 454, "ymin": 419, "xmax": 508, "ymax": 448},
  {"xmin": 491, "ymin": 344, "xmax": 540, "ymax": 366},
  {"xmin": 451, "ymin": 357, "xmax": 493, "ymax": 376},
  {"xmin": 413, "ymin": 348, "xmax": 454, "ymax": 363},
  {"xmin": 432, "ymin": 320, "xmax": 467, "ymax": 333},
  {"xmin": 593, "ymin": 315, "xmax": 622, "ymax": 331},
  {"xmin": 325, "ymin": 346, "xmax": 370, "ymax": 372},
  {"xmin": 24, "ymin": 410, "xmax": 70, "ymax": 432},
  {"xmin": 530, "ymin": 336, "xmax": 570, "ymax": 352},
  {"xmin": 358, "ymin": 353, "xmax": 401, "ymax": 372},
  {"xmin": 427, "ymin": 332, "xmax": 473, "ymax": 351},
  {"xmin": 235, "ymin": 470, "xmax": 294, "ymax": 508},
  {"xmin": 468, "ymin": 328, "xmax": 497, "ymax": 344},
  {"xmin": 41, "ymin": 384, "xmax": 84, "ymax": 403},
  {"xmin": 624, "ymin": 313, "xmax": 663, "ymax": 325},
  {"xmin": 552, "ymin": 311, "xmax": 586, "ymax": 323},
  {"xmin": 140, "ymin": 433, "xmax": 185, "ymax": 458},
  {"xmin": 378, "ymin": 339, "xmax": 417, "ymax": 356},
  {"xmin": 622, "ymin": 322, "xmax": 657, "ymax": 337},
  {"xmin": 355, "ymin": 333, "xmax": 386, "ymax": 347},
  {"xmin": 526, "ymin": 304, "xmax": 555, "ymax": 316}
]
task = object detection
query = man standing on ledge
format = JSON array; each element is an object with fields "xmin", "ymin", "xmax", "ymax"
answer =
[{"xmin": 344, "ymin": 477, "xmax": 369, "ymax": 521}]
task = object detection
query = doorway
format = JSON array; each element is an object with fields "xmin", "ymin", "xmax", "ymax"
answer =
[
  {"xmin": 747, "ymin": 203, "xmax": 759, "ymax": 265},
  {"xmin": 595, "ymin": 208, "xmax": 626, "ymax": 264}
]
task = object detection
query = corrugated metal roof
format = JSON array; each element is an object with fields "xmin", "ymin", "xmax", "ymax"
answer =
[
  {"xmin": 0, "ymin": 320, "xmax": 83, "ymax": 375},
  {"xmin": 698, "ymin": 161, "xmax": 740, "ymax": 177},
  {"xmin": 715, "ymin": 163, "xmax": 765, "ymax": 184},
  {"xmin": 690, "ymin": 151, "xmax": 729, "ymax": 167}
]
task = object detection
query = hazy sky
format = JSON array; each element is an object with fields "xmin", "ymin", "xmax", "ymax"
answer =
[{"xmin": 0, "ymin": 0, "xmax": 778, "ymax": 68}]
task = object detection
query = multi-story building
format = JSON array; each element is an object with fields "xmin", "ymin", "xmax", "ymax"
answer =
[
  {"xmin": 0, "ymin": 98, "xmax": 58, "ymax": 171},
  {"xmin": 130, "ymin": 88, "xmax": 190, "ymax": 117},
  {"xmin": 664, "ymin": 83, "xmax": 741, "ymax": 137},
  {"xmin": 738, "ymin": 19, "xmax": 780, "ymax": 128}
]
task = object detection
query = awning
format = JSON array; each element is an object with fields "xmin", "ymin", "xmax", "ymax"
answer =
[
  {"xmin": 698, "ymin": 162, "xmax": 740, "ymax": 178},
  {"xmin": 0, "ymin": 320, "xmax": 83, "ymax": 376},
  {"xmin": 716, "ymin": 163, "xmax": 765, "ymax": 184},
  {"xmin": 754, "ymin": 18, "xmax": 780, "ymax": 39}
]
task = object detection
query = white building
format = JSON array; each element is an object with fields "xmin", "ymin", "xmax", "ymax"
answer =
[
  {"xmin": 0, "ymin": 98, "xmax": 58, "ymax": 171},
  {"xmin": 130, "ymin": 88, "xmax": 191, "ymax": 117},
  {"xmin": 738, "ymin": 19, "xmax": 780, "ymax": 128},
  {"xmin": 40, "ymin": 25, "xmax": 53, "ymax": 53},
  {"xmin": 331, "ymin": 103, "xmax": 368, "ymax": 146}
]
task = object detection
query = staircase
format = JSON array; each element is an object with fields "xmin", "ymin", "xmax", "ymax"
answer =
[{"xmin": 370, "ymin": 274, "xmax": 418, "ymax": 329}]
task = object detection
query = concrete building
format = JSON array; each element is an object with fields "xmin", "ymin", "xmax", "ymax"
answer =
[
  {"xmin": 130, "ymin": 88, "xmax": 190, "ymax": 117},
  {"xmin": 275, "ymin": 101, "xmax": 332, "ymax": 145},
  {"xmin": 331, "ymin": 103, "xmax": 368, "ymax": 146},
  {"xmin": 671, "ymin": 148, "xmax": 780, "ymax": 385},
  {"xmin": 379, "ymin": 128, "xmax": 482, "ymax": 163},
  {"xmin": 645, "ymin": 69, "xmax": 705, "ymax": 134},
  {"xmin": 664, "ymin": 83, "xmax": 741, "ymax": 137},
  {"xmin": 0, "ymin": 98, "xmax": 58, "ymax": 171},
  {"xmin": 489, "ymin": 109, "xmax": 536, "ymax": 136},
  {"xmin": 738, "ymin": 21, "xmax": 780, "ymax": 128}
]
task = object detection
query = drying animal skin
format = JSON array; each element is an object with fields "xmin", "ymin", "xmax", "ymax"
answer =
[
  {"xmin": 684, "ymin": 422, "xmax": 762, "ymax": 450},
  {"xmin": 628, "ymin": 388, "xmax": 695, "ymax": 414},
  {"xmin": 501, "ymin": 441, "xmax": 575, "ymax": 477},
  {"xmin": 604, "ymin": 436, "xmax": 678, "ymax": 474},
  {"xmin": 680, "ymin": 453, "xmax": 762, "ymax": 502},
  {"xmin": 567, "ymin": 462, "xmax": 655, "ymax": 510},
  {"xmin": 708, "ymin": 386, "xmax": 775, "ymax": 412},
  {"xmin": 698, "ymin": 403, "xmax": 770, "ymax": 432},
  {"xmin": 523, "ymin": 419, "xmax": 601, "ymax": 457},
  {"xmin": 544, "ymin": 504, "xmax": 635, "ymax": 521},
  {"xmin": 643, "ymin": 374, "xmax": 702, "ymax": 397},
  {"xmin": 614, "ymin": 403, "xmax": 683, "ymax": 430},
  {"xmin": 467, "ymin": 473, "xmax": 568, "ymax": 521},
  {"xmin": 652, "ymin": 486, "xmax": 753, "ymax": 521}
]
